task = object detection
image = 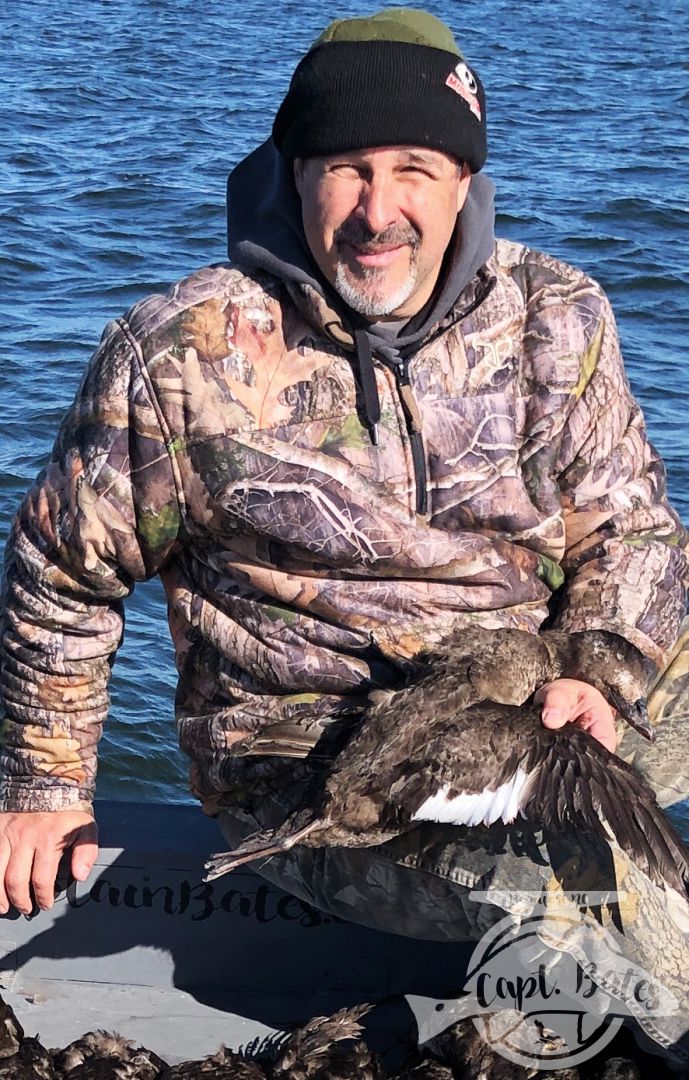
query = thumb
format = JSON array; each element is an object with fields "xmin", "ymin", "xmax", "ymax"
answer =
[
  {"xmin": 70, "ymin": 821, "xmax": 99, "ymax": 882},
  {"xmin": 535, "ymin": 683, "xmax": 574, "ymax": 730}
]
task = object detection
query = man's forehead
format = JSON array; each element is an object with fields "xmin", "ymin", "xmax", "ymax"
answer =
[{"xmin": 305, "ymin": 146, "xmax": 460, "ymax": 169}]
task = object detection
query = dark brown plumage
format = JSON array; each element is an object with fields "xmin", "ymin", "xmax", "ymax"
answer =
[
  {"xmin": 269, "ymin": 1004, "xmax": 384, "ymax": 1080},
  {"xmin": 424, "ymin": 1014, "xmax": 583, "ymax": 1079},
  {"xmin": 541, "ymin": 629, "xmax": 655, "ymax": 741},
  {"xmin": 0, "ymin": 1035, "xmax": 56, "ymax": 1078},
  {"xmin": 0, "ymin": 988, "xmax": 676, "ymax": 1080},
  {"xmin": 390, "ymin": 1063, "xmax": 454, "ymax": 1079},
  {"xmin": 0, "ymin": 992, "xmax": 24, "ymax": 1058},
  {"xmin": 158, "ymin": 1046, "xmax": 265, "ymax": 1079},
  {"xmin": 587, "ymin": 1058, "xmax": 642, "ymax": 1080},
  {"xmin": 391, "ymin": 627, "xmax": 655, "ymax": 740},
  {"xmin": 205, "ymin": 628, "xmax": 689, "ymax": 898},
  {"xmin": 53, "ymin": 1031, "xmax": 131, "ymax": 1072},
  {"xmin": 53, "ymin": 1030, "xmax": 167, "ymax": 1078},
  {"xmin": 424, "ymin": 1015, "xmax": 522, "ymax": 1079},
  {"xmin": 59, "ymin": 1063, "xmax": 140, "ymax": 1080}
]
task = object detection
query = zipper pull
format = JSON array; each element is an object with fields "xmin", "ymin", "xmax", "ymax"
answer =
[
  {"xmin": 398, "ymin": 381, "xmax": 423, "ymax": 433},
  {"xmin": 394, "ymin": 363, "xmax": 428, "ymax": 516}
]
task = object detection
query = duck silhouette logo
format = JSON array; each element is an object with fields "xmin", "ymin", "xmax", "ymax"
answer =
[
  {"xmin": 445, "ymin": 61, "xmax": 482, "ymax": 120},
  {"xmin": 460, "ymin": 902, "xmax": 679, "ymax": 1070}
]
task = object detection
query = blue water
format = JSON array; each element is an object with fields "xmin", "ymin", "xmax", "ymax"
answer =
[{"xmin": 1, "ymin": 0, "xmax": 687, "ymax": 807}]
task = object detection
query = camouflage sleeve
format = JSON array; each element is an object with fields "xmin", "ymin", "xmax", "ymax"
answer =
[
  {"xmin": 550, "ymin": 284, "xmax": 689, "ymax": 670},
  {"xmin": 0, "ymin": 318, "xmax": 183, "ymax": 813}
]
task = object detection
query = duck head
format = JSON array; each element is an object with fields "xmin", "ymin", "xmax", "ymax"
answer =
[{"xmin": 542, "ymin": 630, "xmax": 656, "ymax": 743}]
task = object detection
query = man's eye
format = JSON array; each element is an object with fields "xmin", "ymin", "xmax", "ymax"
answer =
[{"xmin": 330, "ymin": 164, "xmax": 362, "ymax": 178}]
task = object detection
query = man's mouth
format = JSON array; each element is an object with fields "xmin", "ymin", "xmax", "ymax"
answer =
[
  {"xmin": 344, "ymin": 242, "xmax": 408, "ymax": 269},
  {"xmin": 335, "ymin": 222, "xmax": 420, "ymax": 273}
]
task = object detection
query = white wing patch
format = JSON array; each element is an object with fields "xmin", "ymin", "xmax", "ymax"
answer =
[{"xmin": 411, "ymin": 768, "xmax": 532, "ymax": 827}]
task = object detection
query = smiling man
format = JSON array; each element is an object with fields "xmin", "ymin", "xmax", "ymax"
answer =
[
  {"xmin": 0, "ymin": 6, "xmax": 687, "ymax": 963},
  {"xmin": 294, "ymin": 147, "xmax": 471, "ymax": 319}
]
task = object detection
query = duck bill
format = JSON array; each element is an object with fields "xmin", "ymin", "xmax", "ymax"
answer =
[{"xmin": 609, "ymin": 689, "xmax": 655, "ymax": 743}]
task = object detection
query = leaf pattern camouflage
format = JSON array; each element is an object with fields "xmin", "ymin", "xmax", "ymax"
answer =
[{"xmin": 1, "ymin": 239, "xmax": 687, "ymax": 813}]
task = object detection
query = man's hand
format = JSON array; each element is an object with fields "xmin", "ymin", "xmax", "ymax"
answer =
[
  {"xmin": 535, "ymin": 678, "xmax": 617, "ymax": 753},
  {"xmin": 0, "ymin": 810, "xmax": 98, "ymax": 915}
]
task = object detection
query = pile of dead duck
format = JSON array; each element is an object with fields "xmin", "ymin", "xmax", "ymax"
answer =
[{"xmin": 0, "ymin": 992, "xmax": 683, "ymax": 1079}]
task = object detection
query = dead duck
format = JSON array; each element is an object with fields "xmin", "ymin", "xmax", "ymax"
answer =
[
  {"xmin": 423, "ymin": 1013, "xmax": 582, "ymax": 1079},
  {"xmin": 56, "ymin": 1062, "xmax": 150, "ymax": 1080},
  {"xmin": 587, "ymin": 1060, "xmax": 642, "ymax": 1080},
  {"xmin": 205, "ymin": 628, "xmax": 689, "ymax": 900},
  {"xmin": 390, "ymin": 1063, "xmax": 454, "ymax": 1080},
  {"xmin": 541, "ymin": 630, "xmax": 654, "ymax": 742},
  {"xmin": 378, "ymin": 627, "xmax": 655, "ymax": 740},
  {"xmin": 53, "ymin": 1030, "xmax": 167, "ymax": 1078},
  {"xmin": 155, "ymin": 1007, "xmax": 381, "ymax": 1080},
  {"xmin": 0, "ymin": 992, "xmax": 54, "ymax": 1078},
  {"xmin": 0, "ymin": 991, "xmax": 25, "ymax": 1058},
  {"xmin": 268, "ymin": 1004, "xmax": 385, "ymax": 1080},
  {"xmin": 0, "ymin": 1035, "xmax": 56, "ymax": 1079},
  {"xmin": 157, "ymin": 1047, "xmax": 265, "ymax": 1079}
]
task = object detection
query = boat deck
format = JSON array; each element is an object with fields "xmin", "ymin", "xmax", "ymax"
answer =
[{"xmin": 0, "ymin": 800, "xmax": 471, "ymax": 1064}]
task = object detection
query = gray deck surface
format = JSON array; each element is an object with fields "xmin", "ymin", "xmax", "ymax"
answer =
[{"xmin": 0, "ymin": 800, "xmax": 471, "ymax": 1065}]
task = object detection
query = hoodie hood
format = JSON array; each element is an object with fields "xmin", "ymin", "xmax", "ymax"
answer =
[{"xmin": 227, "ymin": 138, "xmax": 496, "ymax": 354}]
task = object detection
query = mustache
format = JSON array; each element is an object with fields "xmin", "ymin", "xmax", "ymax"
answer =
[{"xmin": 334, "ymin": 219, "xmax": 420, "ymax": 252}]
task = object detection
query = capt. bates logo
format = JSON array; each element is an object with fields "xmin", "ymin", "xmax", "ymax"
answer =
[{"xmin": 446, "ymin": 61, "xmax": 482, "ymax": 121}]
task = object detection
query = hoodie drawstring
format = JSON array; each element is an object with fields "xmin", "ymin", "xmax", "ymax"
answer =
[
  {"xmin": 354, "ymin": 328, "xmax": 381, "ymax": 446},
  {"xmin": 350, "ymin": 269, "xmax": 497, "ymax": 515},
  {"xmin": 354, "ymin": 327, "xmax": 428, "ymax": 514}
]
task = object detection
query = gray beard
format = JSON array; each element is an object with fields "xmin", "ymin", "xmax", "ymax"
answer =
[{"xmin": 334, "ymin": 260, "xmax": 418, "ymax": 318}]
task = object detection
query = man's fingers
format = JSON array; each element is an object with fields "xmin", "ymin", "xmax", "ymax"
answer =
[
  {"xmin": 0, "ymin": 837, "xmax": 11, "ymax": 915},
  {"xmin": 4, "ymin": 844, "xmax": 36, "ymax": 916},
  {"xmin": 0, "ymin": 811, "xmax": 98, "ymax": 916},
  {"xmin": 70, "ymin": 821, "xmax": 99, "ymax": 882},
  {"xmin": 31, "ymin": 845, "xmax": 63, "ymax": 911},
  {"xmin": 536, "ymin": 679, "xmax": 618, "ymax": 751},
  {"xmin": 574, "ymin": 709, "xmax": 618, "ymax": 753}
]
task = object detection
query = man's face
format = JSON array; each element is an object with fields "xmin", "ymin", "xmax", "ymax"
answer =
[{"xmin": 294, "ymin": 146, "xmax": 472, "ymax": 321}]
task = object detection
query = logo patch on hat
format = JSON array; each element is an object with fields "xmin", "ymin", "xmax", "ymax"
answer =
[{"xmin": 446, "ymin": 61, "xmax": 482, "ymax": 121}]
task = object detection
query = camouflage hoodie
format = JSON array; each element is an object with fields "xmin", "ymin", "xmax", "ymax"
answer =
[{"xmin": 1, "ymin": 150, "xmax": 687, "ymax": 816}]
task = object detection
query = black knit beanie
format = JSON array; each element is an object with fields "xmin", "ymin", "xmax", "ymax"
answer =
[{"xmin": 273, "ymin": 8, "xmax": 486, "ymax": 173}]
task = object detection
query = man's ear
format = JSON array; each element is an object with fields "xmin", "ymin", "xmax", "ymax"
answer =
[{"xmin": 293, "ymin": 158, "xmax": 305, "ymax": 196}]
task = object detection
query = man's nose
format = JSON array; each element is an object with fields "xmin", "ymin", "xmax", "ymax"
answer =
[{"xmin": 356, "ymin": 175, "xmax": 400, "ymax": 235}]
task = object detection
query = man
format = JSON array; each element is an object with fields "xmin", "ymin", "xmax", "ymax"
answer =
[{"xmin": 0, "ymin": 9, "xmax": 686, "ymax": 932}]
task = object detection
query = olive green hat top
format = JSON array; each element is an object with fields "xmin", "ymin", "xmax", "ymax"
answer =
[
  {"xmin": 272, "ymin": 7, "xmax": 487, "ymax": 172},
  {"xmin": 313, "ymin": 8, "xmax": 463, "ymax": 57}
]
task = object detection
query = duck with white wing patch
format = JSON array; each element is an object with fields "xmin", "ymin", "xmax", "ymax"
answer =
[{"xmin": 206, "ymin": 627, "xmax": 689, "ymax": 902}]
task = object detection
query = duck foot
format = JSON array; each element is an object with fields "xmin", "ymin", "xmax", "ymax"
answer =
[{"xmin": 204, "ymin": 820, "xmax": 322, "ymax": 881}]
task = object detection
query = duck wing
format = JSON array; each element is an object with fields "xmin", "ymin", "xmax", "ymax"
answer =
[
  {"xmin": 521, "ymin": 719, "xmax": 689, "ymax": 897},
  {"xmin": 404, "ymin": 702, "xmax": 689, "ymax": 899}
]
